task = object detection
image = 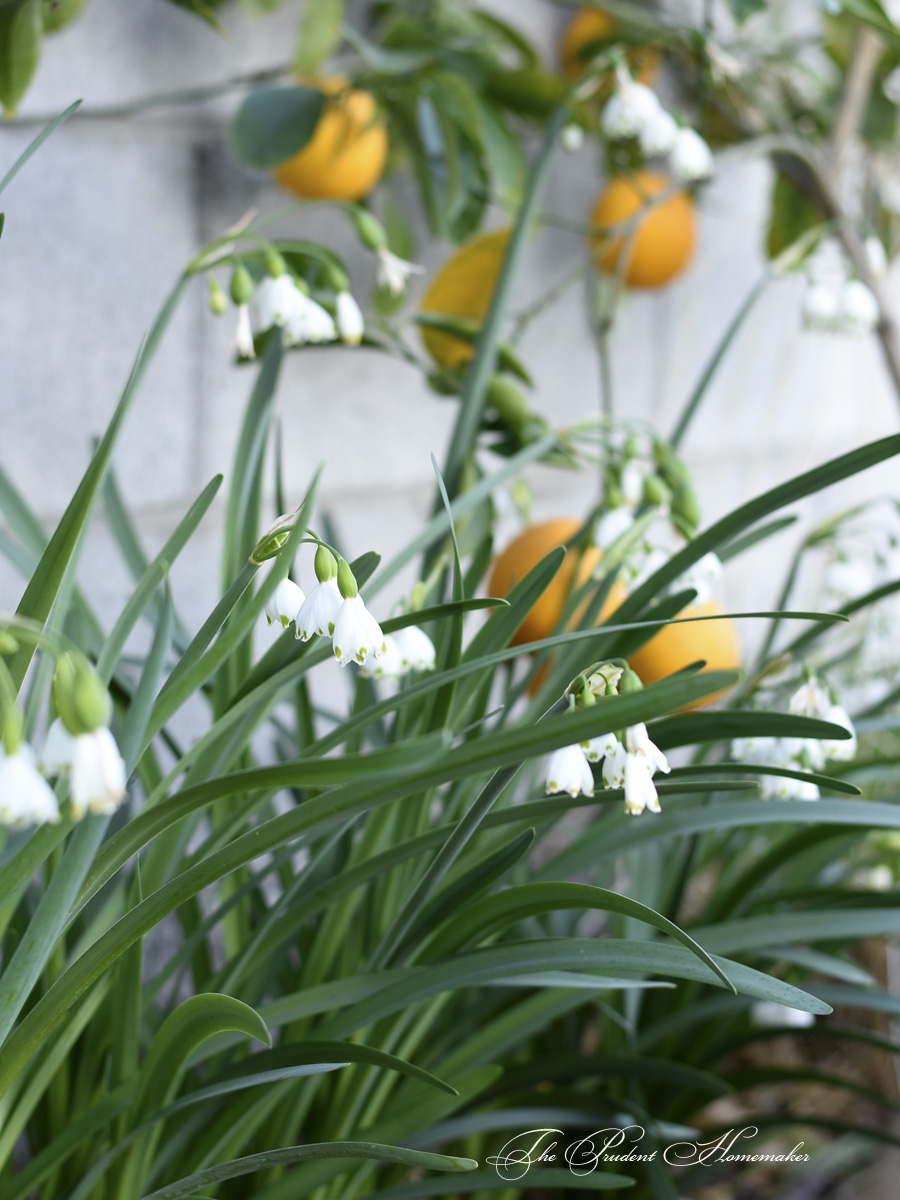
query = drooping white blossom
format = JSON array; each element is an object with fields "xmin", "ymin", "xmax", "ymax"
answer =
[
  {"xmin": 623, "ymin": 750, "xmax": 662, "ymax": 814},
  {"xmin": 361, "ymin": 633, "xmax": 404, "ymax": 680},
  {"xmin": 249, "ymin": 275, "xmax": 336, "ymax": 346},
  {"xmin": 581, "ymin": 731, "xmax": 619, "ymax": 763},
  {"xmin": 837, "ymin": 280, "xmax": 879, "ymax": 335},
  {"xmin": 336, "ymin": 292, "xmax": 365, "ymax": 345},
  {"xmin": 674, "ymin": 552, "xmax": 722, "ymax": 604},
  {"xmin": 233, "ymin": 304, "xmax": 256, "ymax": 360},
  {"xmin": 865, "ymin": 236, "xmax": 888, "ymax": 279},
  {"xmin": 70, "ymin": 728, "xmax": 127, "ymax": 819},
  {"xmin": 669, "ymin": 128, "xmax": 714, "ymax": 182},
  {"xmin": 283, "ymin": 292, "xmax": 337, "ymax": 346},
  {"xmin": 264, "ymin": 579, "xmax": 305, "ymax": 628},
  {"xmin": 0, "ymin": 745, "xmax": 61, "ymax": 828},
  {"xmin": 545, "ymin": 744, "xmax": 595, "ymax": 798},
  {"xmin": 376, "ymin": 248, "xmax": 425, "ymax": 296},
  {"xmin": 393, "ymin": 625, "xmax": 437, "ymax": 672},
  {"xmin": 332, "ymin": 594, "xmax": 387, "ymax": 667},
  {"xmin": 752, "ymin": 1001, "xmax": 815, "ymax": 1029},
  {"xmin": 595, "ymin": 507, "xmax": 636, "ymax": 549},
  {"xmin": 801, "ymin": 283, "xmax": 840, "ymax": 332},
  {"xmin": 639, "ymin": 107, "xmax": 678, "ymax": 157},
  {"xmin": 40, "ymin": 718, "xmax": 74, "ymax": 777},
  {"xmin": 296, "ymin": 578, "xmax": 344, "ymax": 641},
  {"xmin": 601, "ymin": 80, "xmax": 662, "ymax": 140},
  {"xmin": 625, "ymin": 722, "xmax": 671, "ymax": 776}
]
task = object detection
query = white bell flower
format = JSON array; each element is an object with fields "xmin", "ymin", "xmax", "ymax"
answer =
[
  {"xmin": 361, "ymin": 633, "xmax": 404, "ymax": 680},
  {"xmin": 296, "ymin": 578, "xmax": 343, "ymax": 641},
  {"xmin": 233, "ymin": 304, "xmax": 256, "ymax": 360},
  {"xmin": 865, "ymin": 236, "xmax": 888, "ymax": 279},
  {"xmin": 639, "ymin": 107, "xmax": 678, "ymax": 157},
  {"xmin": 801, "ymin": 283, "xmax": 840, "ymax": 331},
  {"xmin": 264, "ymin": 578, "xmax": 305, "ymax": 628},
  {"xmin": 332, "ymin": 594, "xmax": 387, "ymax": 667},
  {"xmin": 837, "ymin": 280, "xmax": 879, "ymax": 335},
  {"xmin": 283, "ymin": 293, "xmax": 337, "ymax": 346},
  {"xmin": 623, "ymin": 751, "xmax": 661, "ymax": 815},
  {"xmin": 669, "ymin": 128, "xmax": 714, "ymax": 182},
  {"xmin": 596, "ymin": 507, "xmax": 635, "ymax": 549},
  {"xmin": 625, "ymin": 722, "xmax": 671, "ymax": 776},
  {"xmin": 560, "ymin": 123, "xmax": 585, "ymax": 154},
  {"xmin": 0, "ymin": 745, "xmax": 61, "ymax": 828},
  {"xmin": 545, "ymin": 744, "xmax": 595, "ymax": 798},
  {"xmin": 759, "ymin": 772, "xmax": 820, "ymax": 801},
  {"xmin": 376, "ymin": 248, "xmax": 425, "ymax": 296},
  {"xmin": 249, "ymin": 275, "xmax": 306, "ymax": 334},
  {"xmin": 807, "ymin": 239, "xmax": 846, "ymax": 290},
  {"xmin": 789, "ymin": 679, "xmax": 831, "ymax": 718},
  {"xmin": 674, "ymin": 552, "xmax": 722, "ymax": 604},
  {"xmin": 581, "ymin": 731, "xmax": 619, "ymax": 763},
  {"xmin": 731, "ymin": 734, "xmax": 780, "ymax": 765},
  {"xmin": 40, "ymin": 717, "xmax": 75, "ymax": 776},
  {"xmin": 822, "ymin": 704, "xmax": 857, "ymax": 761},
  {"xmin": 752, "ymin": 1001, "xmax": 815, "ymax": 1029},
  {"xmin": 336, "ymin": 292, "xmax": 365, "ymax": 345},
  {"xmin": 601, "ymin": 740, "xmax": 628, "ymax": 789},
  {"xmin": 601, "ymin": 81, "xmax": 661, "ymax": 141},
  {"xmin": 70, "ymin": 728, "xmax": 127, "ymax": 819},
  {"xmin": 393, "ymin": 625, "xmax": 437, "ymax": 672}
]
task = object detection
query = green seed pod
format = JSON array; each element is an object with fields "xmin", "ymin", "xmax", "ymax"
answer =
[
  {"xmin": 0, "ymin": 631, "xmax": 18, "ymax": 655},
  {"xmin": 486, "ymin": 375, "xmax": 530, "ymax": 431},
  {"xmin": 230, "ymin": 264, "xmax": 254, "ymax": 306},
  {"xmin": 671, "ymin": 483, "xmax": 702, "ymax": 532},
  {"xmin": 2, "ymin": 703, "xmax": 24, "ymax": 755},
  {"xmin": 642, "ymin": 473, "xmax": 670, "ymax": 508},
  {"xmin": 619, "ymin": 666, "xmax": 644, "ymax": 694},
  {"xmin": 265, "ymin": 249, "xmax": 288, "ymax": 278},
  {"xmin": 353, "ymin": 209, "xmax": 388, "ymax": 252},
  {"xmin": 72, "ymin": 666, "xmax": 112, "ymax": 733},
  {"xmin": 314, "ymin": 544, "xmax": 338, "ymax": 583},
  {"xmin": 208, "ymin": 276, "xmax": 228, "ymax": 316},
  {"xmin": 336, "ymin": 556, "xmax": 358, "ymax": 600},
  {"xmin": 426, "ymin": 370, "xmax": 463, "ymax": 397}
]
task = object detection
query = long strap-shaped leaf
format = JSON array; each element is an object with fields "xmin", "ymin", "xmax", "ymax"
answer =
[{"xmin": 137, "ymin": 1143, "xmax": 477, "ymax": 1200}]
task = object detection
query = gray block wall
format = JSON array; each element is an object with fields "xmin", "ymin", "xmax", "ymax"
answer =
[{"xmin": 1, "ymin": 0, "xmax": 898, "ymax": 672}]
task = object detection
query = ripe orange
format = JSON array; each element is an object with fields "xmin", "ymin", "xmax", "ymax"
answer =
[
  {"xmin": 273, "ymin": 77, "xmax": 388, "ymax": 202},
  {"xmin": 420, "ymin": 229, "xmax": 511, "ymax": 369},
  {"xmin": 628, "ymin": 599, "xmax": 740, "ymax": 708},
  {"xmin": 589, "ymin": 172, "xmax": 696, "ymax": 289},
  {"xmin": 559, "ymin": 8, "xmax": 660, "ymax": 85},
  {"xmin": 488, "ymin": 518, "xmax": 625, "ymax": 647}
]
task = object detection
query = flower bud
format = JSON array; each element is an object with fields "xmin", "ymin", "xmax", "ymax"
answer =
[
  {"xmin": 2, "ymin": 704, "xmax": 24, "ymax": 755},
  {"xmin": 0, "ymin": 631, "xmax": 18, "ymax": 655},
  {"xmin": 230, "ymin": 264, "xmax": 255, "ymax": 306},
  {"xmin": 265, "ymin": 249, "xmax": 288, "ymax": 278},
  {"xmin": 619, "ymin": 666, "xmax": 644, "ymax": 693},
  {"xmin": 642, "ymin": 474, "xmax": 670, "ymax": 508},
  {"xmin": 208, "ymin": 276, "xmax": 228, "ymax": 316},
  {"xmin": 336, "ymin": 556, "xmax": 359, "ymax": 600},
  {"xmin": 353, "ymin": 209, "xmax": 388, "ymax": 252},
  {"xmin": 486, "ymin": 375, "xmax": 530, "ymax": 431},
  {"xmin": 671, "ymin": 483, "xmax": 701, "ymax": 531},
  {"xmin": 53, "ymin": 653, "xmax": 111, "ymax": 736},
  {"xmin": 314, "ymin": 544, "xmax": 338, "ymax": 583}
]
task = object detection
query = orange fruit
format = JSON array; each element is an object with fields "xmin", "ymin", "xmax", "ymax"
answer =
[
  {"xmin": 488, "ymin": 518, "xmax": 626, "ymax": 647},
  {"xmin": 628, "ymin": 599, "xmax": 740, "ymax": 708},
  {"xmin": 589, "ymin": 171, "xmax": 696, "ymax": 289},
  {"xmin": 273, "ymin": 77, "xmax": 387, "ymax": 202},
  {"xmin": 560, "ymin": 8, "xmax": 660, "ymax": 85},
  {"xmin": 420, "ymin": 229, "xmax": 511, "ymax": 369}
]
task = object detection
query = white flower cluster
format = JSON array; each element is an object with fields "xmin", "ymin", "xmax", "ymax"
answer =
[
  {"xmin": 545, "ymin": 721, "xmax": 670, "ymax": 816},
  {"xmin": 264, "ymin": 555, "xmax": 435, "ymax": 675},
  {"xmin": 601, "ymin": 76, "xmax": 714, "ymax": 182},
  {"xmin": 731, "ymin": 677, "xmax": 856, "ymax": 800},
  {"xmin": 801, "ymin": 238, "xmax": 882, "ymax": 336},
  {"xmin": 0, "ymin": 717, "xmax": 127, "ymax": 831},
  {"xmin": 250, "ymin": 275, "xmax": 339, "ymax": 347}
]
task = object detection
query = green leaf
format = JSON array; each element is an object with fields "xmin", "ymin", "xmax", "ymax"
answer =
[
  {"xmin": 652, "ymin": 710, "xmax": 854, "ymax": 751},
  {"xmin": 766, "ymin": 169, "xmax": 824, "ymax": 261},
  {"xmin": 0, "ymin": 98, "xmax": 79, "ymax": 195},
  {"xmin": 293, "ymin": 0, "xmax": 343, "ymax": 73},
  {"xmin": 437, "ymin": 882, "xmax": 735, "ymax": 990},
  {"xmin": 691, "ymin": 908, "xmax": 900, "ymax": 955},
  {"xmin": 138, "ymin": 1144, "xmax": 476, "ymax": 1200},
  {"xmin": 364, "ymin": 1169, "xmax": 634, "ymax": 1197},
  {"xmin": 231, "ymin": 86, "xmax": 326, "ymax": 169},
  {"xmin": 0, "ymin": 0, "xmax": 42, "ymax": 118}
]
